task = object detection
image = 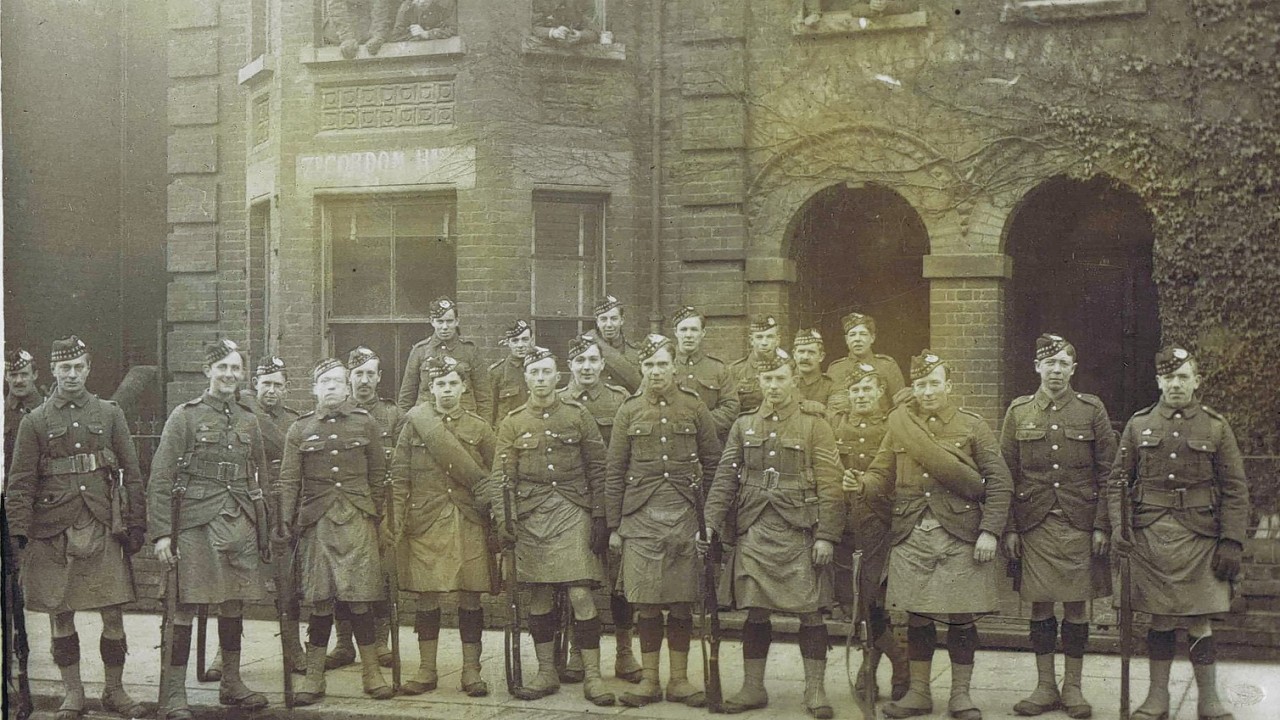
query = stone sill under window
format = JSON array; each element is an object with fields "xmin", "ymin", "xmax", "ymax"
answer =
[
  {"xmin": 793, "ymin": 10, "xmax": 928, "ymax": 37},
  {"xmin": 1000, "ymin": 0, "xmax": 1147, "ymax": 24},
  {"xmin": 521, "ymin": 36, "xmax": 626, "ymax": 62},
  {"xmin": 300, "ymin": 36, "xmax": 465, "ymax": 66},
  {"xmin": 238, "ymin": 55, "xmax": 274, "ymax": 85}
]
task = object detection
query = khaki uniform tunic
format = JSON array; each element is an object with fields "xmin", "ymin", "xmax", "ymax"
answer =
[
  {"xmin": 599, "ymin": 334, "xmax": 643, "ymax": 394},
  {"xmin": 7, "ymin": 390, "xmax": 143, "ymax": 612},
  {"xmin": 491, "ymin": 396, "xmax": 607, "ymax": 585},
  {"xmin": 728, "ymin": 355, "xmax": 768, "ymax": 416},
  {"xmin": 1001, "ymin": 388, "xmax": 1116, "ymax": 602},
  {"xmin": 278, "ymin": 401, "xmax": 387, "ymax": 603},
  {"xmin": 831, "ymin": 409, "xmax": 890, "ymax": 606},
  {"xmin": 1108, "ymin": 400, "xmax": 1249, "ymax": 616},
  {"xmin": 705, "ymin": 397, "xmax": 843, "ymax": 613},
  {"xmin": 605, "ymin": 385, "xmax": 721, "ymax": 605},
  {"xmin": 397, "ymin": 334, "xmax": 490, "ymax": 418},
  {"xmin": 796, "ymin": 372, "xmax": 836, "ymax": 410},
  {"xmin": 558, "ymin": 380, "xmax": 628, "ymax": 446},
  {"xmin": 147, "ymin": 392, "xmax": 270, "ymax": 604},
  {"xmin": 862, "ymin": 402, "xmax": 1012, "ymax": 615},
  {"xmin": 5, "ymin": 391, "xmax": 42, "ymax": 475},
  {"xmin": 674, "ymin": 350, "xmax": 739, "ymax": 441},
  {"xmin": 827, "ymin": 353, "xmax": 906, "ymax": 414},
  {"xmin": 390, "ymin": 403, "xmax": 496, "ymax": 593},
  {"xmin": 488, "ymin": 356, "xmax": 529, "ymax": 427}
]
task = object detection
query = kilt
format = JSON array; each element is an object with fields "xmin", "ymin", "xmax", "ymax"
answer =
[
  {"xmin": 618, "ymin": 485, "xmax": 698, "ymax": 605},
  {"xmin": 516, "ymin": 495, "xmax": 603, "ymax": 585},
  {"xmin": 727, "ymin": 507, "xmax": 829, "ymax": 614},
  {"xmin": 399, "ymin": 503, "xmax": 493, "ymax": 594},
  {"xmin": 1020, "ymin": 510, "xmax": 1111, "ymax": 603},
  {"xmin": 887, "ymin": 523, "xmax": 1000, "ymax": 616},
  {"xmin": 1130, "ymin": 513, "xmax": 1230, "ymax": 616},
  {"xmin": 174, "ymin": 506, "xmax": 269, "ymax": 605},
  {"xmin": 298, "ymin": 501, "xmax": 384, "ymax": 604},
  {"xmin": 22, "ymin": 512, "xmax": 135, "ymax": 613}
]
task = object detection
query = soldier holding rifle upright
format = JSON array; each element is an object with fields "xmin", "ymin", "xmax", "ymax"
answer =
[
  {"xmin": 7, "ymin": 336, "xmax": 147, "ymax": 720},
  {"xmin": 277, "ymin": 358, "xmax": 393, "ymax": 704},
  {"xmin": 1001, "ymin": 334, "xmax": 1116, "ymax": 719},
  {"xmin": 386, "ymin": 355, "xmax": 497, "ymax": 697},
  {"xmin": 1109, "ymin": 346, "xmax": 1249, "ymax": 720},
  {"xmin": 148, "ymin": 339, "xmax": 272, "ymax": 717}
]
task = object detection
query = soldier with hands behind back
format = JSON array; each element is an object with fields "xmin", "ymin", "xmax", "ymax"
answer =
[{"xmin": 7, "ymin": 336, "xmax": 147, "ymax": 720}]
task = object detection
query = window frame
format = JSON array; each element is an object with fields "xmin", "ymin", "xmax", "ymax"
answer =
[
  {"xmin": 529, "ymin": 191, "xmax": 608, "ymax": 347},
  {"xmin": 1000, "ymin": 0, "xmax": 1148, "ymax": 24}
]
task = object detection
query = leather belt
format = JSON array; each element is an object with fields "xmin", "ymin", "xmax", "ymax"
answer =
[
  {"xmin": 1138, "ymin": 485, "xmax": 1215, "ymax": 510},
  {"xmin": 184, "ymin": 457, "xmax": 249, "ymax": 481},
  {"xmin": 46, "ymin": 451, "xmax": 111, "ymax": 475},
  {"xmin": 742, "ymin": 467, "xmax": 811, "ymax": 491}
]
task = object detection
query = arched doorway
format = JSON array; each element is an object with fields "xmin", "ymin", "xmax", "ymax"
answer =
[
  {"xmin": 788, "ymin": 183, "xmax": 930, "ymax": 371},
  {"xmin": 1006, "ymin": 175, "xmax": 1160, "ymax": 424}
]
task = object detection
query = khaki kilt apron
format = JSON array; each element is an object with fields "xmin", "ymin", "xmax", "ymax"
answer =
[
  {"xmin": 174, "ymin": 504, "xmax": 269, "ymax": 605},
  {"xmin": 23, "ymin": 509, "xmax": 135, "ymax": 613},
  {"xmin": 298, "ymin": 499, "xmax": 384, "ymax": 603},
  {"xmin": 887, "ymin": 521, "xmax": 1000, "ymax": 616},
  {"xmin": 1130, "ymin": 514, "xmax": 1229, "ymax": 616},
  {"xmin": 618, "ymin": 483, "xmax": 698, "ymax": 605},
  {"xmin": 398, "ymin": 501, "xmax": 493, "ymax": 593},
  {"xmin": 516, "ymin": 495, "xmax": 603, "ymax": 585},
  {"xmin": 1020, "ymin": 510, "xmax": 1111, "ymax": 602},
  {"xmin": 728, "ymin": 507, "xmax": 828, "ymax": 613}
]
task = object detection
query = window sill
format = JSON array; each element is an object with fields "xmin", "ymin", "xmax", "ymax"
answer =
[
  {"xmin": 792, "ymin": 10, "xmax": 928, "ymax": 36},
  {"xmin": 521, "ymin": 36, "xmax": 626, "ymax": 62},
  {"xmin": 238, "ymin": 55, "xmax": 274, "ymax": 85},
  {"xmin": 301, "ymin": 36, "xmax": 465, "ymax": 66},
  {"xmin": 1000, "ymin": 0, "xmax": 1147, "ymax": 24}
]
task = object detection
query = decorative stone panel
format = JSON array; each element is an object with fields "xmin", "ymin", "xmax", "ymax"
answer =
[{"xmin": 317, "ymin": 80, "xmax": 456, "ymax": 131}]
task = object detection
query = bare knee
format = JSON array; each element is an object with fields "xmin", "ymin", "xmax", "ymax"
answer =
[
  {"xmin": 635, "ymin": 604, "xmax": 663, "ymax": 619},
  {"xmin": 746, "ymin": 608, "xmax": 772, "ymax": 623},
  {"xmin": 1030, "ymin": 602, "xmax": 1055, "ymax": 621},
  {"xmin": 528, "ymin": 586, "xmax": 554, "ymax": 615},
  {"xmin": 1187, "ymin": 616, "xmax": 1212, "ymax": 637},
  {"xmin": 312, "ymin": 600, "xmax": 335, "ymax": 617},
  {"xmin": 99, "ymin": 607, "xmax": 126, "ymax": 636},
  {"xmin": 567, "ymin": 586, "xmax": 596, "ymax": 619},
  {"xmin": 668, "ymin": 603, "xmax": 693, "ymax": 621},
  {"xmin": 456, "ymin": 592, "xmax": 481, "ymax": 611},
  {"xmin": 219, "ymin": 600, "xmax": 243, "ymax": 617},
  {"xmin": 50, "ymin": 612, "xmax": 76, "ymax": 637},
  {"xmin": 907, "ymin": 613, "xmax": 933, "ymax": 628},
  {"xmin": 1062, "ymin": 602, "xmax": 1087, "ymax": 624},
  {"xmin": 798, "ymin": 611, "xmax": 824, "ymax": 627},
  {"xmin": 346, "ymin": 602, "xmax": 371, "ymax": 615},
  {"xmin": 1149, "ymin": 614, "xmax": 1178, "ymax": 632}
]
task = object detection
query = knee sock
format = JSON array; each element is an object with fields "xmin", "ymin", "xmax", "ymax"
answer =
[
  {"xmin": 666, "ymin": 615, "xmax": 692, "ymax": 653},
  {"xmin": 308, "ymin": 614, "xmax": 334, "ymax": 647},
  {"xmin": 528, "ymin": 613, "xmax": 556, "ymax": 645},
  {"xmin": 575, "ymin": 617, "xmax": 602, "ymax": 650},
  {"xmin": 637, "ymin": 614, "xmax": 664, "ymax": 653},
  {"xmin": 217, "ymin": 616, "xmax": 243, "ymax": 652},
  {"xmin": 947, "ymin": 624, "xmax": 978, "ymax": 666},
  {"xmin": 415, "ymin": 608, "xmax": 442, "ymax": 642},
  {"xmin": 742, "ymin": 620, "xmax": 772, "ymax": 660},
  {"xmin": 170, "ymin": 625, "xmax": 193, "ymax": 666},
  {"xmin": 907, "ymin": 623, "xmax": 936, "ymax": 662},
  {"xmin": 350, "ymin": 611, "xmax": 376, "ymax": 647},
  {"xmin": 52, "ymin": 633, "xmax": 80, "ymax": 667},
  {"xmin": 458, "ymin": 608, "xmax": 483, "ymax": 644},
  {"xmin": 1188, "ymin": 635, "xmax": 1215, "ymax": 666},
  {"xmin": 798, "ymin": 624, "xmax": 827, "ymax": 660},
  {"xmin": 1030, "ymin": 617, "xmax": 1058, "ymax": 656},
  {"xmin": 100, "ymin": 636, "xmax": 127, "ymax": 666},
  {"xmin": 611, "ymin": 594, "xmax": 633, "ymax": 631},
  {"xmin": 1148, "ymin": 629, "xmax": 1176, "ymax": 662},
  {"xmin": 1061, "ymin": 620, "xmax": 1088, "ymax": 659}
]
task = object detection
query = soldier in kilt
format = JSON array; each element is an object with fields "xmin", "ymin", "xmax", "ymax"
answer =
[
  {"xmin": 704, "ymin": 348, "xmax": 843, "ymax": 718},
  {"xmin": 558, "ymin": 334, "xmax": 639, "ymax": 685},
  {"xmin": 670, "ymin": 306, "xmax": 739, "ymax": 442},
  {"xmin": 489, "ymin": 346, "xmax": 616, "ymax": 705},
  {"xmin": 1001, "ymin": 335, "xmax": 1117, "ymax": 718},
  {"xmin": 831, "ymin": 362, "xmax": 910, "ymax": 702},
  {"xmin": 605, "ymin": 334, "xmax": 722, "ymax": 708},
  {"xmin": 148, "ymin": 339, "xmax": 272, "ymax": 716},
  {"xmin": 728, "ymin": 314, "xmax": 781, "ymax": 416},
  {"xmin": 326, "ymin": 346, "xmax": 404, "ymax": 670},
  {"xmin": 278, "ymin": 358, "xmax": 393, "ymax": 704},
  {"xmin": 851, "ymin": 351, "xmax": 1013, "ymax": 720},
  {"xmin": 1109, "ymin": 347, "xmax": 1249, "ymax": 720},
  {"xmin": 386, "ymin": 355, "xmax": 497, "ymax": 697},
  {"xmin": 397, "ymin": 297, "xmax": 490, "ymax": 418},
  {"xmin": 7, "ymin": 336, "xmax": 148, "ymax": 720}
]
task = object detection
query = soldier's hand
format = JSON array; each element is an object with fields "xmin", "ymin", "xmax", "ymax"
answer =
[
  {"xmin": 842, "ymin": 468, "xmax": 864, "ymax": 493},
  {"xmin": 1110, "ymin": 527, "xmax": 1133, "ymax": 557},
  {"xmin": 1212, "ymin": 539, "xmax": 1243, "ymax": 581},
  {"xmin": 973, "ymin": 531, "xmax": 997, "ymax": 563},
  {"xmin": 124, "ymin": 527, "xmax": 147, "ymax": 556},
  {"xmin": 154, "ymin": 536, "xmax": 177, "ymax": 565},
  {"xmin": 495, "ymin": 522, "xmax": 517, "ymax": 549},
  {"xmin": 609, "ymin": 530, "xmax": 622, "ymax": 553},
  {"xmin": 812, "ymin": 539, "xmax": 834, "ymax": 566},
  {"xmin": 271, "ymin": 523, "xmax": 292, "ymax": 547},
  {"xmin": 694, "ymin": 527, "xmax": 712, "ymax": 557},
  {"xmin": 1003, "ymin": 532, "xmax": 1022, "ymax": 560},
  {"xmin": 590, "ymin": 517, "xmax": 609, "ymax": 556},
  {"xmin": 550, "ymin": 25, "xmax": 570, "ymax": 40},
  {"xmin": 409, "ymin": 23, "xmax": 425, "ymax": 37},
  {"xmin": 1092, "ymin": 530, "xmax": 1109, "ymax": 557}
]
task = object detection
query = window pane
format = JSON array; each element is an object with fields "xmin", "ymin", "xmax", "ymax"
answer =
[
  {"xmin": 395, "ymin": 203, "xmax": 451, "ymax": 237},
  {"xmin": 332, "ymin": 235, "xmax": 392, "ymax": 317},
  {"xmin": 396, "ymin": 234, "xmax": 456, "ymax": 316},
  {"xmin": 534, "ymin": 201, "xmax": 585, "ymax": 256},
  {"xmin": 533, "ymin": 318, "xmax": 584, "ymax": 361},
  {"xmin": 532, "ymin": 257, "xmax": 584, "ymax": 316},
  {"xmin": 328, "ymin": 322, "xmax": 430, "ymax": 396}
]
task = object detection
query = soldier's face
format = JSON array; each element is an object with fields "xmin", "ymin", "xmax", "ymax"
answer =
[
  {"xmin": 525, "ymin": 357, "xmax": 560, "ymax": 399},
  {"xmin": 430, "ymin": 371, "xmax": 464, "ymax": 410},
  {"xmin": 912, "ymin": 365, "xmax": 952, "ymax": 412},
  {"xmin": 793, "ymin": 344, "xmax": 824, "ymax": 374},
  {"xmin": 52, "ymin": 357, "xmax": 90, "ymax": 395},
  {"xmin": 641, "ymin": 346, "xmax": 675, "ymax": 393},
  {"xmin": 350, "ymin": 359, "xmax": 381, "ymax": 402},
  {"xmin": 5, "ymin": 366, "xmax": 37, "ymax": 397},
  {"xmin": 674, "ymin": 317, "xmax": 705, "ymax": 354},
  {"xmin": 569, "ymin": 345, "xmax": 603, "ymax": 387},
  {"xmin": 1035, "ymin": 350, "xmax": 1076, "ymax": 394},
  {"xmin": 844, "ymin": 326, "xmax": 874, "ymax": 357},
  {"xmin": 759, "ymin": 363, "xmax": 797, "ymax": 406},
  {"xmin": 849, "ymin": 376, "xmax": 884, "ymax": 415},
  {"xmin": 750, "ymin": 327, "xmax": 778, "ymax": 355},
  {"xmin": 431, "ymin": 309, "xmax": 458, "ymax": 340},
  {"xmin": 255, "ymin": 371, "xmax": 287, "ymax": 408},
  {"xmin": 596, "ymin": 308, "xmax": 624, "ymax": 341},
  {"xmin": 204, "ymin": 353, "xmax": 244, "ymax": 397},
  {"xmin": 313, "ymin": 366, "xmax": 349, "ymax": 408},
  {"xmin": 508, "ymin": 329, "xmax": 533, "ymax": 359},
  {"xmin": 1157, "ymin": 361, "xmax": 1200, "ymax": 408}
]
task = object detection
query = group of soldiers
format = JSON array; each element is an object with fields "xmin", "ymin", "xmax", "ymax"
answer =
[{"xmin": 2, "ymin": 292, "xmax": 1250, "ymax": 720}]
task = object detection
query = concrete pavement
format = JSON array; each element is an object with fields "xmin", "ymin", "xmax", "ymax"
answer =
[{"xmin": 14, "ymin": 612, "xmax": 1280, "ymax": 720}]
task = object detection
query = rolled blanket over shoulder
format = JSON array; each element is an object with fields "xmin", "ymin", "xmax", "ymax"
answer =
[{"xmin": 886, "ymin": 405, "xmax": 986, "ymax": 501}]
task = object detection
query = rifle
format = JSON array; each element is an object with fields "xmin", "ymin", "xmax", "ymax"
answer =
[
  {"xmin": 692, "ymin": 480, "xmax": 723, "ymax": 713},
  {"xmin": 845, "ymin": 551, "xmax": 874, "ymax": 719},
  {"xmin": 109, "ymin": 467, "xmax": 128, "ymax": 543},
  {"xmin": 552, "ymin": 588, "xmax": 570, "ymax": 677},
  {"xmin": 383, "ymin": 454, "xmax": 401, "ymax": 694},
  {"xmin": 195, "ymin": 606, "xmax": 210, "ymax": 682},
  {"xmin": 500, "ymin": 456, "xmax": 524, "ymax": 695},
  {"xmin": 271, "ymin": 470, "xmax": 295, "ymax": 707},
  {"xmin": 2, "ymin": 504, "xmax": 34, "ymax": 720},
  {"xmin": 158, "ymin": 473, "xmax": 189, "ymax": 713},
  {"xmin": 1118, "ymin": 476, "xmax": 1134, "ymax": 720}
]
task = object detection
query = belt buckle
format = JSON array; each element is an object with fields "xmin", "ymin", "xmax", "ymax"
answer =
[
  {"xmin": 75, "ymin": 454, "xmax": 98, "ymax": 473},
  {"xmin": 1174, "ymin": 487, "xmax": 1187, "ymax": 510},
  {"xmin": 217, "ymin": 461, "xmax": 238, "ymax": 484},
  {"xmin": 763, "ymin": 467, "xmax": 780, "ymax": 491}
]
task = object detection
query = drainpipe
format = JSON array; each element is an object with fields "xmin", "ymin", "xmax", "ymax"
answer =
[{"xmin": 648, "ymin": 0, "xmax": 664, "ymax": 333}]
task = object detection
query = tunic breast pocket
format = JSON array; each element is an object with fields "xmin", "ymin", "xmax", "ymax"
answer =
[
  {"xmin": 778, "ymin": 437, "xmax": 808, "ymax": 475},
  {"xmin": 628, "ymin": 422, "xmax": 657, "ymax": 460},
  {"xmin": 672, "ymin": 421, "xmax": 699, "ymax": 458},
  {"xmin": 298, "ymin": 440, "xmax": 327, "ymax": 475},
  {"xmin": 1015, "ymin": 427, "xmax": 1047, "ymax": 467},
  {"xmin": 552, "ymin": 430, "xmax": 584, "ymax": 471},
  {"xmin": 694, "ymin": 377, "xmax": 720, "ymax": 406},
  {"xmin": 1186, "ymin": 437, "xmax": 1217, "ymax": 479},
  {"xmin": 1062, "ymin": 424, "xmax": 1095, "ymax": 468},
  {"xmin": 44, "ymin": 425, "xmax": 69, "ymax": 454},
  {"xmin": 742, "ymin": 436, "xmax": 765, "ymax": 468}
]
